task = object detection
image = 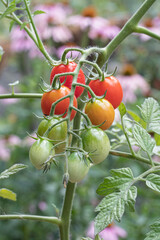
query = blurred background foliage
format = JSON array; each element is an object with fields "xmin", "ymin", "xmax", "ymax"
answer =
[{"xmin": 0, "ymin": 0, "xmax": 160, "ymax": 239}]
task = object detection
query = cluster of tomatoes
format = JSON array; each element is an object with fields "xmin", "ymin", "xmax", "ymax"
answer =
[{"xmin": 29, "ymin": 61, "xmax": 123, "ymax": 183}]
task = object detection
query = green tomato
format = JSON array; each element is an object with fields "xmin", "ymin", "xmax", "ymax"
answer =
[
  {"xmin": 29, "ymin": 139, "xmax": 55, "ymax": 170},
  {"xmin": 68, "ymin": 152, "xmax": 90, "ymax": 183},
  {"xmin": 37, "ymin": 118, "xmax": 67, "ymax": 154},
  {"xmin": 81, "ymin": 127, "xmax": 110, "ymax": 164}
]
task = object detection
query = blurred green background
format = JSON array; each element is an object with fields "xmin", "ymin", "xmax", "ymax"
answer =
[{"xmin": 0, "ymin": 0, "xmax": 160, "ymax": 239}]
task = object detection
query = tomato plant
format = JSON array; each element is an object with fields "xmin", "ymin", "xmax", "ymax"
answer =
[
  {"xmin": 29, "ymin": 139, "xmax": 55, "ymax": 170},
  {"xmin": 88, "ymin": 76, "xmax": 123, "ymax": 109},
  {"xmin": 67, "ymin": 152, "xmax": 90, "ymax": 183},
  {"xmin": 50, "ymin": 62, "xmax": 85, "ymax": 98},
  {"xmin": 41, "ymin": 86, "xmax": 77, "ymax": 120},
  {"xmin": 85, "ymin": 99, "xmax": 115, "ymax": 130},
  {"xmin": 81, "ymin": 127, "xmax": 110, "ymax": 164},
  {"xmin": 37, "ymin": 118, "xmax": 67, "ymax": 154}
]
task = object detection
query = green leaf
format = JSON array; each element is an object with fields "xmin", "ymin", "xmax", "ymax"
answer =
[
  {"xmin": 145, "ymin": 219, "xmax": 160, "ymax": 240},
  {"xmin": 127, "ymin": 110, "xmax": 146, "ymax": 128},
  {"xmin": 0, "ymin": 4, "xmax": 17, "ymax": 19},
  {"xmin": 0, "ymin": 188, "xmax": 16, "ymax": 201},
  {"xmin": 0, "ymin": 46, "xmax": 4, "ymax": 62},
  {"xmin": 110, "ymin": 167, "xmax": 134, "ymax": 179},
  {"xmin": 139, "ymin": 98, "xmax": 160, "ymax": 135},
  {"xmin": 119, "ymin": 103, "xmax": 126, "ymax": 118},
  {"xmin": 154, "ymin": 133, "xmax": 160, "ymax": 146},
  {"xmin": 9, "ymin": 20, "xmax": 15, "ymax": 32},
  {"xmin": 133, "ymin": 125, "xmax": 156, "ymax": 156},
  {"xmin": 97, "ymin": 168, "xmax": 134, "ymax": 196},
  {"xmin": 95, "ymin": 192, "xmax": 125, "ymax": 234},
  {"xmin": 0, "ymin": 164, "xmax": 27, "ymax": 180},
  {"xmin": 124, "ymin": 186, "xmax": 137, "ymax": 212},
  {"xmin": 146, "ymin": 174, "xmax": 160, "ymax": 193},
  {"xmin": 95, "ymin": 180, "xmax": 137, "ymax": 234},
  {"xmin": 33, "ymin": 10, "xmax": 46, "ymax": 16}
]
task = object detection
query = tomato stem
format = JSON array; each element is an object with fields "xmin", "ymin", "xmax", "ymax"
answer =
[{"xmin": 59, "ymin": 181, "xmax": 76, "ymax": 240}]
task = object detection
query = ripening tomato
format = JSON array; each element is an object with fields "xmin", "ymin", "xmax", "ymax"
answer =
[
  {"xmin": 29, "ymin": 139, "xmax": 55, "ymax": 170},
  {"xmin": 67, "ymin": 152, "xmax": 90, "ymax": 183},
  {"xmin": 50, "ymin": 62, "xmax": 85, "ymax": 98},
  {"xmin": 37, "ymin": 118, "xmax": 68, "ymax": 154},
  {"xmin": 85, "ymin": 99, "xmax": 115, "ymax": 130},
  {"xmin": 88, "ymin": 76, "xmax": 123, "ymax": 109},
  {"xmin": 41, "ymin": 86, "xmax": 77, "ymax": 121},
  {"xmin": 81, "ymin": 127, "xmax": 110, "ymax": 164}
]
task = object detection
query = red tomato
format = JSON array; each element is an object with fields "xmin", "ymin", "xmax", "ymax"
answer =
[
  {"xmin": 41, "ymin": 86, "xmax": 77, "ymax": 121},
  {"xmin": 88, "ymin": 76, "xmax": 123, "ymax": 109},
  {"xmin": 85, "ymin": 99, "xmax": 115, "ymax": 130},
  {"xmin": 50, "ymin": 62, "xmax": 85, "ymax": 98}
]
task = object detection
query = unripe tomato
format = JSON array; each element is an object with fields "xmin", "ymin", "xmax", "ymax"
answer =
[
  {"xmin": 41, "ymin": 86, "xmax": 77, "ymax": 121},
  {"xmin": 50, "ymin": 62, "xmax": 85, "ymax": 98},
  {"xmin": 85, "ymin": 99, "xmax": 115, "ymax": 130},
  {"xmin": 67, "ymin": 152, "xmax": 90, "ymax": 183},
  {"xmin": 29, "ymin": 139, "xmax": 55, "ymax": 170},
  {"xmin": 88, "ymin": 76, "xmax": 123, "ymax": 109},
  {"xmin": 81, "ymin": 127, "xmax": 110, "ymax": 164},
  {"xmin": 37, "ymin": 118, "xmax": 68, "ymax": 154}
]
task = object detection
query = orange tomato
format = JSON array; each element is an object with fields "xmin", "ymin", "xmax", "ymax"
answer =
[
  {"xmin": 85, "ymin": 99, "xmax": 115, "ymax": 130},
  {"xmin": 41, "ymin": 86, "xmax": 77, "ymax": 121}
]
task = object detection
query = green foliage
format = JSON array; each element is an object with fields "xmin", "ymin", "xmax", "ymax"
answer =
[
  {"xmin": 138, "ymin": 98, "xmax": 160, "ymax": 135},
  {"xmin": 0, "ymin": 188, "xmax": 16, "ymax": 201},
  {"xmin": 146, "ymin": 173, "xmax": 160, "ymax": 193},
  {"xmin": 0, "ymin": 164, "xmax": 27, "ymax": 179},
  {"xmin": 145, "ymin": 219, "xmax": 160, "ymax": 240},
  {"xmin": 133, "ymin": 125, "xmax": 156, "ymax": 156},
  {"xmin": 95, "ymin": 167, "xmax": 137, "ymax": 234}
]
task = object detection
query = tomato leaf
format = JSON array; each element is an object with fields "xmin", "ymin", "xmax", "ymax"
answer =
[
  {"xmin": 145, "ymin": 219, "xmax": 160, "ymax": 240},
  {"xmin": 138, "ymin": 98, "xmax": 160, "ymax": 135},
  {"xmin": 95, "ymin": 186, "xmax": 137, "ymax": 234},
  {"xmin": 0, "ymin": 4, "xmax": 17, "ymax": 19},
  {"xmin": 154, "ymin": 133, "xmax": 160, "ymax": 146},
  {"xmin": 33, "ymin": 10, "xmax": 46, "ymax": 16},
  {"xmin": 0, "ymin": 164, "xmax": 27, "ymax": 180},
  {"xmin": 118, "ymin": 102, "xmax": 126, "ymax": 118},
  {"xmin": 146, "ymin": 174, "xmax": 160, "ymax": 193},
  {"xmin": 133, "ymin": 125, "xmax": 156, "ymax": 156},
  {"xmin": 127, "ymin": 110, "xmax": 146, "ymax": 128},
  {"xmin": 97, "ymin": 168, "xmax": 134, "ymax": 196},
  {"xmin": 0, "ymin": 188, "xmax": 16, "ymax": 201}
]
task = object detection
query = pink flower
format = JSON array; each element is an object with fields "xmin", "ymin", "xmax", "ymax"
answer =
[
  {"xmin": 86, "ymin": 222, "xmax": 127, "ymax": 240},
  {"xmin": 116, "ymin": 74, "xmax": 150, "ymax": 103},
  {"xmin": 10, "ymin": 26, "xmax": 34, "ymax": 52},
  {"xmin": 55, "ymin": 44, "xmax": 80, "ymax": 59},
  {"xmin": 139, "ymin": 17, "xmax": 160, "ymax": 41},
  {"xmin": 38, "ymin": 201, "xmax": 47, "ymax": 211},
  {"xmin": 0, "ymin": 139, "xmax": 10, "ymax": 161},
  {"xmin": 89, "ymin": 19, "xmax": 120, "ymax": 40},
  {"xmin": 8, "ymin": 135, "xmax": 21, "ymax": 145}
]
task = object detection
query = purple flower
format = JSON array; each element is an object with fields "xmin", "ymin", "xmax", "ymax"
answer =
[
  {"xmin": 86, "ymin": 222, "xmax": 127, "ymax": 240},
  {"xmin": 55, "ymin": 44, "xmax": 80, "ymax": 59},
  {"xmin": 139, "ymin": 17, "xmax": 160, "ymax": 41},
  {"xmin": 116, "ymin": 74, "xmax": 150, "ymax": 103},
  {"xmin": 38, "ymin": 201, "xmax": 47, "ymax": 211},
  {"xmin": 0, "ymin": 138, "xmax": 10, "ymax": 161}
]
